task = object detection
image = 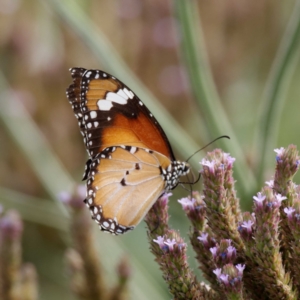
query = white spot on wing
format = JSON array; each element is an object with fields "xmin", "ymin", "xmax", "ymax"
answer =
[
  {"xmin": 106, "ymin": 92, "xmax": 127, "ymax": 105},
  {"xmin": 130, "ymin": 147, "xmax": 137, "ymax": 153},
  {"xmin": 123, "ymin": 87, "xmax": 134, "ymax": 99},
  {"xmin": 90, "ymin": 111, "xmax": 97, "ymax": 119},
  {"xmin": 117, "ymin": 89, "xmax": 129, "ymax": 100},
  {"xmin": 97, "ymin": 99, "xmax": 113, "ymax": 111}
]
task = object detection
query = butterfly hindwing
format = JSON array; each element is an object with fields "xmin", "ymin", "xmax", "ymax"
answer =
[{"xmin": 84, "ymin": 146, "xmax": 170, "ymax": 234}]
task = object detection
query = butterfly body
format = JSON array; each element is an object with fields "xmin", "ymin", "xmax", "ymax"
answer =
[{"xmin": 66, "ymin": 68, "xmax": 189, "ymax": 234}]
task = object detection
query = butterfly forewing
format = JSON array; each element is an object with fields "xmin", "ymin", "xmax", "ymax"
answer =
[{"xmin": 66, "ymin": 68, "xmax": 175, "ymax": 160}]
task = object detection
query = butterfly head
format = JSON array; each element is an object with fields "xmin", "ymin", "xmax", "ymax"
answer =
[{"xmin": 162, "ymin": 161, "xmax": 190, "ymax": 191}]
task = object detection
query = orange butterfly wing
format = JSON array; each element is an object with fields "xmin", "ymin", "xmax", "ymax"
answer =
[
  {"xmin": 66, "ymin": 68, "xmax": 189, "ymax": 234},
  {"xmin": 86, "ymin": 146, "xmax": 171, "ymax": 234},
  {"xmin": 67, "ymin": 68, "xmax": 175, "ymax": 160}
]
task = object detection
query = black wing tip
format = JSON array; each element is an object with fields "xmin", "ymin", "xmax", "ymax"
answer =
[{"xmin": 69, "ymin": 67, "xmax": 87, "ymax": 75}]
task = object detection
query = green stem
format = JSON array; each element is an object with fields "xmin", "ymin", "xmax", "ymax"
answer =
[
  {"xmin": 255, "ymin": 0, "xmax": 300, "ymax": 184},
  {"xmin": 174, "ymin": 0, "xmax": 257, "ymax": 198}
]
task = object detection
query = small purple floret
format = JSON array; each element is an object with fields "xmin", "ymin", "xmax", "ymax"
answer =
[
  {"xmin": 153, "ymin": 236, "xmax": 165, "ymax": 248},
  {"xmin": 164, "ymin": 238, "xmax": 177, "ymax": 251},
  {"xmin": 178, "ymin": 197, "xmax": 195, "ymax": 211},
  {"xmin": 253, "ymin": 192, "xmax": 266, "ymax": 208},
  {"xmin": 227, "ymin": 246, "xmax": 236, "ymax": 258},
  {"xmin": 213, "ymin": 268, "xmax": 222, "ymax": 278},
  {"xmin": 275, "ymin": 193, "xmax": 287, "ymax": 204},
  {"xmin": 241, "ymin": 220, "xmax": 254, "ymax": 233},
  {"xmin": 235, "ymin": 264, "xmax": 246, "ymax": 276},
  {"xmin": 265, "ymin": 180, "xmax": 274, "ymax": 188},
  {"xmin": 197, "ymin": 232, "xmax": 209, "ymax": 246},
  {"xmin": 284, "ymin": 207, "xmax": 295, "ymax": 220},
  {"xmin": 200, "ymin": 158, "xmax": 215, "ymax": 172},
  {"xmin": 210, "ymin": 246, "xmax": 218, "ymax": 258},
  {"xmin": 219, "ymin": 274, "xmax": 229, "ymax": 285}
]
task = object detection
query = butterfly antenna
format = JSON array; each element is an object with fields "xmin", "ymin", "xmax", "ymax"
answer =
[
  {"xmin": 180, "ymin": 182, "xmax": 192, "ymax": 192},
  {"xmin": 186, "ymin": 135, "xmax": 230, "ymax": 163},
  {"xmin": 180, "ymin": 168, "xmax": 201, "ymax": 186},
  {"xmin": 180, "ymin": 135, "xmax": 228, "ymax": 187}
]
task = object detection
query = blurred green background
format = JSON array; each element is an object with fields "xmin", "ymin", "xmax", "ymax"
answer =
[{"xmin": 1, "ymin": 0, "xmax": 300, "ymax": 299}]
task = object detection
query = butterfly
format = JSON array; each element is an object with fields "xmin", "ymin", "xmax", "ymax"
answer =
[{"xmin": 66, "ymin": 68, "xmax": 190, "ymax": 235}]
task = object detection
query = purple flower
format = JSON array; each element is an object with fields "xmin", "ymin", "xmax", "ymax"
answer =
[
  {"xmin": 284, "ymin": 207, "xmax": 295, "ymax": 220},
  {"xmin": 235, "ymin": 264, "xmax": 245, "ymax": 276},
  {"xmin": 253, "ymin": 192, "xmax": 266, "ymax": 208},
  {"xmin": 160, "ymin": 192, "xmax": 172, "ymax": 205},
  {"xmin": 227, "ymin": 246, "xmax": 236, "ymax": 259},
  {"xmin": 274, "ymin": 147, "xmax": 285, "ymax": 161},
  {"xmin": 164, "ymin": 238, "xmax": 177, "ymax": 251},
  {"xmin": 224, "ymin": 153, "xmax": 236, "ymax": 166},
  {"xmin": 197, "ymin": 232, "xmax": 209, "ymax": 246},
  {"xmin": 274, "ymin": 147, "xmax": 285, "ymax": 156},
  {"xmin": 219, "ymin": 274, "xmax": 229, "ymax": 285},
  {"xmin": 210, "ymin": 246, "xmax": 218, "ymax": 258},
  {"xmin": 241, "ymin": 220, "xmax": 254, "ymax": 234},
  {"xmin": 275, "ymin": 193, "xmax": 287, "ymax": 204},
  {"xmin": 213, "ymin": 268, "xmax": 222, "ymax": 279},
  {"xmin": 265, "ymin": 180, "xmax": 274, "ymax": 188},
  {"xmin": 153, "ymin": 236, "xmax": 165, "ymax": 248},
  {"xmin": 178, "ymin": 197, "xmax": 195, "ymax": 211},
  {"xmin": 200, "ymin": 158, "xmax": 215, "ymax": 172}
]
